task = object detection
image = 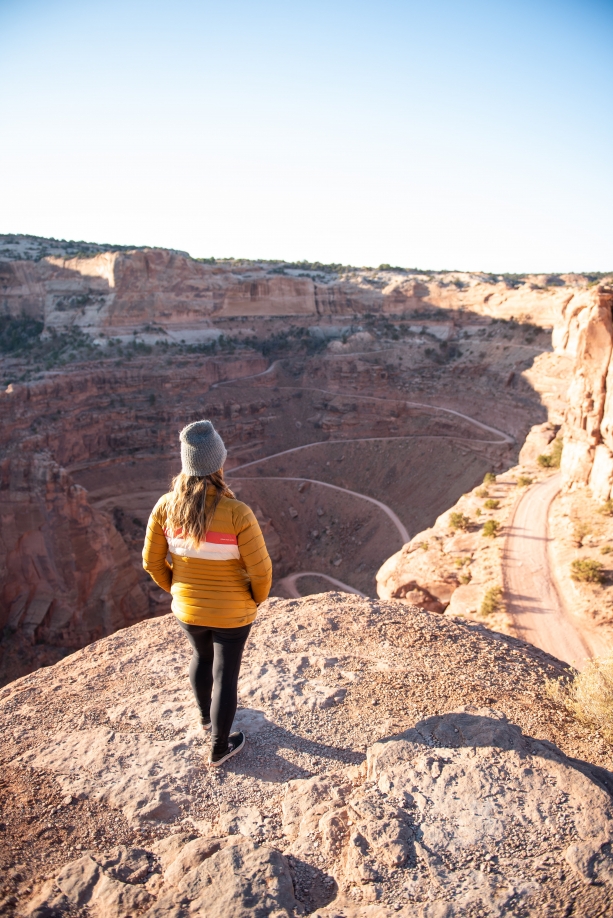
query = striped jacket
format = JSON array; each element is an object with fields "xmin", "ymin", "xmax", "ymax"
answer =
[{"xmin": 142, "ymin": 490, "xmax": 272, "ymax": 628}]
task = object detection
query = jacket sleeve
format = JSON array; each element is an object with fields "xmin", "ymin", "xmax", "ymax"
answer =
[
  {"xmin": 235, "ymin": 505, "xmax": 273, "ymax": 604},
  {"xmin": 142, "ymin": 498, "xmax": 173, "ymax": 592}
]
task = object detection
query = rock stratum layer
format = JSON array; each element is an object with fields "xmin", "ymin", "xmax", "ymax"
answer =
[
  {"xmin": 1, "ymin": 594, "xmax": 613, "ymax": 918},
  {"xmin": 0, "ymin": 233, "xmax": 598, "ymax": 333}
]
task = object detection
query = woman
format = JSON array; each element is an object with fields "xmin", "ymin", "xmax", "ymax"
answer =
[{"xmin": 142, "ymin": 419, "xmax": 272, "ymax": 767}]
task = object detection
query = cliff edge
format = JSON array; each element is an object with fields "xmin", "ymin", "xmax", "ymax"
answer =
[{"xmin": 1, "ymin": 594, "xmax": 612, "ymax": 917}]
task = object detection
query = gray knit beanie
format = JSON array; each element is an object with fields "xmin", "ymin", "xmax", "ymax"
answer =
[{"xmin": 180, "ymin": 420, "xmax": 227, "ymax": 477}]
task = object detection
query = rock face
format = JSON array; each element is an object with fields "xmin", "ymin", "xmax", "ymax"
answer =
[
  {"xmin": 0, "ymin": 234, "xmax": 601, "ymax": 334},
  {"xmin": 0, "ymin": 451, "xmax": 147, "ymax": 685},
  {"xmin": 557, "ymin": 285, "xmax": 613, "ymax": 500},
  {"xmin": 2, "ymin": 595, "xmax": 613, "ymax": 917}
]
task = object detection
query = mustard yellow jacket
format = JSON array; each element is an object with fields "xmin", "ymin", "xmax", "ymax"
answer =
[{"xmin": 142, "ymin": 490, "xmax": 272, "ymax": 628}]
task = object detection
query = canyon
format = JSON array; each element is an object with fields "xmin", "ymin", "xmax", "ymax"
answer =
[
  {"xmin": 2, "ymin": 234, "xmax": 613, "ymax": 918},
  {"xmin": 1, "ymin": 234, "xmax": 612, "ymax": 683}
]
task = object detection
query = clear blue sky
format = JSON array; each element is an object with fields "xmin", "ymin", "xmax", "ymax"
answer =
[{"xmin": 1, "ymin": 0, "xmax": 611, "ymax": 272}]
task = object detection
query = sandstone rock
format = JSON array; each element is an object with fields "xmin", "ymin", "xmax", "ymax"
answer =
[
  {"xmin": 518, "ymin": 422, "xmax": 559, "ymax": 466},
  {"xmin": 3, "ymin": 598, "xmax": 612, "ymax": 916},
  {"xmin": 283, "ymin": 707, "xmax": 613, "ymax": 914},
  {"xmin": 55, "ymin": 853, "xmax": 152, "ymax": 914},
  {"xmin": 0, "ymin": 450, "xmax": 148, "ymax": 684},
  {"xmin": 144, "ymin": 838, "xmax": 300, "ymax": 918}
]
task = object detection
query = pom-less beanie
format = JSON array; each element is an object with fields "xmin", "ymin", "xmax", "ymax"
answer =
[{"xmin": 180, "ymin": 420, "xmax": 227, "ymax": 477}]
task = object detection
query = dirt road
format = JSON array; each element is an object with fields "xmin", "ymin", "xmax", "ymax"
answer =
[
  {"xmin": 230, "ymin": 475, "xmax": 410, "ymax": 544},
  {"xmin": 277, "ymin": 572, "xmax": 367, "ymax": 599},
  {"xmin": 503, "ymin": 474, "xmax": 596, "ymax": 668}
]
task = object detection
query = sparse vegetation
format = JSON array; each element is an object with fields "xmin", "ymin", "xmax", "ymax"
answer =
[
  {"xmin": 517, "ymin": 476, "xmax": 534, "ymax": 487},
  {"xmin": 599, "ymin": 499, "xmax": 613, "ymax": 517},
  {"xmin": 483, "ymin": 472, "xmax": 496, "ymax": 484},
  {"xmin": 537, "ymin": 438, "xmax": 563, "ymax": 469},
  {"xmin": 546, "ymin": 654, "xmax": 613, "ymax": 742},
  {"xmin": 570, "ymin": 559, "xmax": 605, "ymax": 584},
  {"xmin": 481, "ymin": 586, "xmax": 503, "ymax": 615},
  {"xmin": 572, "ymin": 522, "xmax": 591, "ymax": 547},
  {"xmin": 484, "ymin": 499, "xmax": 500, "ymax": 509},
  {"xmin": 419, "ymin": 541, "xmax": 429, "ymax": 551},
  {"xmin": 459, "ymin": 573, "xmax": 472, "ymax": 585},
  {"xmin": 482, "ymin": 519, "xmax": 501, "ymax": 538},
  {"xmin": 449, "ymin": 512, "xmax": 471, "ymax": 531},
  {"xmin": 475, "ymin": 487, "xmax": 489, "ymax": 498},
  {"xmin": 601, "ymin": 546, "xmax": 613, "ymax": 555}
]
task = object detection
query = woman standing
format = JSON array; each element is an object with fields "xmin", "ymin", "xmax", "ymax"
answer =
[{"xmin": 142, "ymin": 420, "xmax": 272, "ymax": 766}]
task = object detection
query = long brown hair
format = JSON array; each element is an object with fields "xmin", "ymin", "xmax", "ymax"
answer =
[{"xmin": 166, "ymin": 469, "xmax": 235, "ymax": 544}]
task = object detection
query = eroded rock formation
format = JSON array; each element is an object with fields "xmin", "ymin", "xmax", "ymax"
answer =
[
  {"xmin": 2, "ymin": 594, "xmax": 612, "ymax": 917},
  {"xmin": 557, "ymin": 285, "xmax": 613, "ymax": 501}
]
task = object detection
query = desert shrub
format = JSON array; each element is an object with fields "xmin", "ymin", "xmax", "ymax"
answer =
[
  {"xmin": 475, "ymin": 508, "xmax": 482, "ymax": 517},
  {"xmin": 482, "ymin": 520, "xmax": 500, "ymax": 538},
  {"xmin": 599, "ymin": 499, "xmax": 613, "ymax": 517},
  {"xmin": 570, "ymin": 559, "xmax": 605, "ymax": 584},
  {"xmin": 546, "ymin": 654, "xmax": 613, "ymax": 742},
  {"xmin": 481, "ymin": 586, "xmax": 502, "ymax": 615},
  {"xmin": 573, "ymin": 522, "xmax": 591, "ymax": 547},
  {"xmin": 449, "ymin": 512, "xmax": 471, "ymax": 531},
  {"xmin": 484, "ymin": 498, "xmax": 500, "ymax": 509},
  {"xmin": 460, "ymin": 573, "xmax": 472, "ymax": 585},
  {"xmin": 475, "ymin": 487, "xmax": 489, "ymax": 498},
  {"xmin": 419, "ymin": 541, "xmax": 429, "ymax": 551},
  {"xmin": 537, "ymin": 437, "xmax": 563, "ymax": 469},
  {"xmin": 517, "ymin": 476, "xmax": 533, "ymax": 487},
  {"xmin": 0, "ymin": 316, "xmax": 44, "ymax": 353},
  {"xmin": 454, "ymin": 557, "xmax": 469, "ymax": 568},
  {"xmin": 483, "ymin": 472, "xmax": 496, "ymax": 484},
  {"xmin": 601, "ymin": 546, "xmax": 613, "ymax": 555}
]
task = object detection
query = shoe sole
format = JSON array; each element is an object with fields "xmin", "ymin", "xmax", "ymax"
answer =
[{"xmin": 208, "ymin": 734, "xmax": 245, "ymax": 767}]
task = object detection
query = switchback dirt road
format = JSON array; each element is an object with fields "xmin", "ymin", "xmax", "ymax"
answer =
[{"xmin": 503, "ymin": 474, "xmax": 599, "ymax": 668}]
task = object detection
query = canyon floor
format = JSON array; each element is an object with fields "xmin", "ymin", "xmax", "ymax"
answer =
[{"xmin": 2, "ymin": 595, "xmax": 613, "ymax": 918}]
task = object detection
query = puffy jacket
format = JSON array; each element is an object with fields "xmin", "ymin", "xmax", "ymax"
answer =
[{"xmin": 142, "ymin": 489, "xmax": 272, "ymax": 628}]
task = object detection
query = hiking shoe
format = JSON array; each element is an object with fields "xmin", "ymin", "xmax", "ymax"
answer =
[
  {"xmin": 200, "ymin": 716, "xmax": 212, "ymax": 731},
  {"xmin": 208, "ymin": 731, "xmax": 245, "ymax": 767}
]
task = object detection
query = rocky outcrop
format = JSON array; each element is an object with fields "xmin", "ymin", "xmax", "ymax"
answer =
[
  {"xmin": 557, "ymin": 285, "xmax": 613, "ymax": 501},
  {"xmin": 0, "ymin": 450, "xmax": 148, "ymax": 685},
  {"xmin": 0, "ymin": 234, "xmax": 605, "ymax": 334},
  {"xmin": 376, "ymin": 469, "xmax": 521, "ymax": 630},
  {"xmin": 2, "ymin": 595, "xmax": 612, "ymax": 917}
]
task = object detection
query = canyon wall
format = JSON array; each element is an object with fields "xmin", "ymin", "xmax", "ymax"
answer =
[
  {"xmin": 0, "ymin": 235, "xmax": 598, "ymax": 334},
  {"xmin": 557, "ymin": 284, "xmax": 613, "ymax": 500}
]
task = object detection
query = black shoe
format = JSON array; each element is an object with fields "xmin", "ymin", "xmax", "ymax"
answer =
[
  {"xmin": 208, "ymin": 731, "xmax": 245, "ymax": 767},
  {"xmin": 200, "ymin": 715, "xmax": 212, "ymax": 731}
]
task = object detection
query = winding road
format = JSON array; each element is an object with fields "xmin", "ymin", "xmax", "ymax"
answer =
[
  {"xmin": 278, "ymin": 571, "xmax": 367, "ymax": 599},
  {"xmin": 218, "ymin": 356, "xmax": 608, "ymax": 664},
  {"xmin": 230, "ymin": 475, "xmax": 410, "ymax": 544},
  {"xmin": 503, "ymin": 474, "xmax": 605, "ymax": 668}
]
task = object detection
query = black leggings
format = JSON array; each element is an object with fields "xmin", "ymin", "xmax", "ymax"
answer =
[{"xmin": 177, "ymin": 619, "xmax": 251, "ymax": 755}]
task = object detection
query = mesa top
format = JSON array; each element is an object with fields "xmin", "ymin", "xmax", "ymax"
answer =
[{"xmin": 143, "ymin": 489, "xmax": 272, "ymax": 628}]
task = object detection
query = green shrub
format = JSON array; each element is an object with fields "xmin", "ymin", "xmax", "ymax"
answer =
[
  {"xmin": 573, "ymin": 522, "xmax": 591, "ymax": 547},
  {"xmin": 483, "ymin": 472, "xmax": 497, "ymax": 484},
  {"xmin": 482, "ymin": 520, "xmax": 500, "ymax": 538},
  {"xmin": 599, "ymin": 499, "xmax": 613, "ymax": 517},
  {"xmin": 481, "ymin": 586, "xmax": 502, "ymax": 616},
  {"xmin": 601, "ymin": 546, "xmax": 613, "ymax": 555},
  {"xmin": 419, "ymin": 541, "xmax": 429, "ymax": 551},
  {"xmin": 537, "ymin": 437, "xmax": 563, "ymax": 469},
  {"xmin": 460, "ymin": 573, "xmax": 472, "ymax": 585},
  {"xmin": 517, "ymin": 475, "xmax": 533, "ymax": 487},
  {"xmin": 546, "ymin": 654, "xmax": 613, "ymax": 742},
  {"xmin": 484, "ymin": 499, "xmax": 500, "ymax": 509},
  {"xmin": 475, "ymin": 487, "xmax": 489, "ymax": 498},
  {"xmin": 570, "ymin": 559, "xmax": 605, "ymax": 584},
  {"xmin": 449, "ymin": 512, "xmax": 471, "ymax": 531}
]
